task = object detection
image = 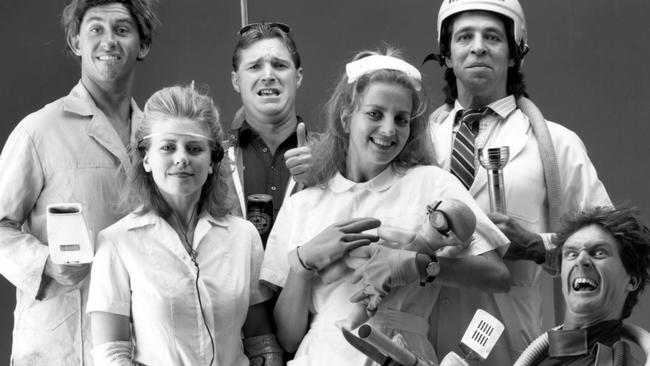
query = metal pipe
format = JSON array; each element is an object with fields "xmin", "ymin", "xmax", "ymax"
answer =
[{"xmin": 240, "ymin": 0, "xmax": 248, "ymax": 27}]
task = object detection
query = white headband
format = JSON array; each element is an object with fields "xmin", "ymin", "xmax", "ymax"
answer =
[
  {"xmin": 345, "ymin": 55, "xmax": 422, "ymax": 90},
  {"xmin": 139, "ymin": 132, "xmax": 215, "ymax": 143}
]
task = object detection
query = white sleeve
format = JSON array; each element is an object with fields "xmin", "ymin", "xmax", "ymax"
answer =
[
  {"xmin": 87, "ymin": 230, "xmax": 131, "ymax": 316},
  {"xmin": 0, "ymin": 125, "xmax": 50, "ymax": 297},
  {"xmin": 260, "ymin": 199, "xmax": 295, "ymax": 289},
  {"xmin": 553, "ymin": 125, "xmax": 612, "ymax": 214}
]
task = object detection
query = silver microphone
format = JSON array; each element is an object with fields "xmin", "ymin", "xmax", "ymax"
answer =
[{"xmin": 478, "ymin": 147, "xmax": 509, "ymax": 214}]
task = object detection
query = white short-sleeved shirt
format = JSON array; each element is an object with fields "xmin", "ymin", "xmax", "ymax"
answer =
[
  {"xmin": 261, "ymin": 165, "xmax": 508, "ymax": 365},
  {"xmin": 88, "ymin": 211, "xmax": 271, "ymax": 366}
]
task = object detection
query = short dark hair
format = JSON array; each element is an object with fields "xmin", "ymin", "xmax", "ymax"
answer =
[
  {"xmin": 439, "ymin": 11, "xmax": 528, "ymax": 105},
  {"xmin": 232, "ymin": 22, "xmax": 301, "ymax": 71},
  {"xmin": 61, "ymin": 0, "xmax": 159, "ymax": 56},
  {"xmin": 553, "ymin": 206, "xmax": 650, "ymax": 319}
]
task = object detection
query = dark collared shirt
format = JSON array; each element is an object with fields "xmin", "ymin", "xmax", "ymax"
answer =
[{"xmin": 238, "ymin": 120, "xmax": 298, "ymax": 224}]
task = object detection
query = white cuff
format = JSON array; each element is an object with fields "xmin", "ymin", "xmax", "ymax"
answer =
[{"xmin": 91, "ymin": 341, "xmax": 133, "ymax": 366}]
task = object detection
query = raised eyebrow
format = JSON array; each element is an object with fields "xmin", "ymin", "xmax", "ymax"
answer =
[
  {"xmin": 114, "ymin": 19, "xmax": 137, "ymax": 28},
  {"xmin": 84, "ymin": 16, "xmax": 135, "ymax": 25},
  {"xmin": 453, "ymin": 25, "xmax": 475, "ymax": 35}
]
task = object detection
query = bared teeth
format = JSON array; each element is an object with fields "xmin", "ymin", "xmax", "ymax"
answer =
[
  {"xmin": 572, "ymin": 277, "xmax": 597, "ymax": 291},
  {"xmin": 258, "ymin": 89, "xmax": 279, "ymax": 96},
  {"xmin": 371, "ymin": 137, "xmax": 393, "ymax": 147}
]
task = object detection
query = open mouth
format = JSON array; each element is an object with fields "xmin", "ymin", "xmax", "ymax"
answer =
[
  {"xmin": 258, "ymin": 88, "xmax": 280, "ymax": 97},
  {"xmin": 97, "ymin": 55, "xmax": 120, "ymax": 61},
  {"xmin": 572, "ymin": 277, "xmax": 599, "ymax": 292},
  {"xmin": 370, "ymin": 137, "xmax": 395, "ymax": 148}
]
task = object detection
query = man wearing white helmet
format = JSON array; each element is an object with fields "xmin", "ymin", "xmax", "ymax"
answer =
[{"xmin": 426, "ymin": 0, "xmax": 612, "ymax": 364}]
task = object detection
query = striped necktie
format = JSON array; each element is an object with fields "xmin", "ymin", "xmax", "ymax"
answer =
[{"xmin": 450, "ymin": 108, "xmax": 489, "ymax": 190}]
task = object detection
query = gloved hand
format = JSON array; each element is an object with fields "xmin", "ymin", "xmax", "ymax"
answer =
[
  {"xmin": 349, "ymin": 245, "xmax": 420, "ymax": 294},
  {"xmin": 489, "ymin": 212, "xmax": 546, "ymax": 264},
  {"xmin": 244, "ymin": 334, "xmax": 284, "ymax": 366},
  {"xmin": 298, "ymin": 217, "xmax": 380, "ymax": 271},
  {"xmin": 378, "ymin": 223, "xmax": 466, "ymax": 256},
  {"xmin": 336, "ymin": 286, "xmax": 385, "ymax": 330}
]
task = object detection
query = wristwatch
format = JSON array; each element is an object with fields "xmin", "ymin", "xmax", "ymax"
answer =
[{"xmin": 420, "ymin": 254, "xmax": 440, "ymax": 286}]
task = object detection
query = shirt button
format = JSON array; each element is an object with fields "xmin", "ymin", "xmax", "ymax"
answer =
[
  {"xmin": 270, "ymin": 186, "xmax": 277, "ymax": 191},
  {"xmin": 262, "ymin": 147, "xmax": 268, "ymax": 153}
]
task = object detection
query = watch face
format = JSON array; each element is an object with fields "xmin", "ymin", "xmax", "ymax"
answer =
[
  {"xmin": 426, "ymin": 260, "xmax": 441, "ymax": 278},
  {"xmin": 429, "ymin": 211, "xmax": 450, "ymax": 234}
]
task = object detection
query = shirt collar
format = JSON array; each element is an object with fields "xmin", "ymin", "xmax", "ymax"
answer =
[
  {"xmin": 233, "ymin": 118, "xmax": 302, "ymax": 149},
  {"xmin": 62, "ymin": 81, "xmax": 141, "ymax": 121},
  {"xmin": 125, "ymin": 209, "xmax": 230, "ymax": 230},
  {"xmin": 548, "ymin": 319, "xmax": 622, "ymax": 358},
  {"xmin": 329, "ymin": 166, "xmax": 401, "ymax": 193},
  {"xmin": 452, "ymin": 95, "xmax": 516, "ymax": 121}
]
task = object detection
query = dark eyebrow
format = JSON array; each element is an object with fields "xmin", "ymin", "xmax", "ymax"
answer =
[
  {"xmin": 243, "ymin": 57, "xmax": 262, "ymax": 66},
  {"xmin": 84, "ymin": 16, "xmax": 135, "ymax": 26},
  {"xmin": 271, "ymin": 56, "xmax": 291, "ymax": 63}
]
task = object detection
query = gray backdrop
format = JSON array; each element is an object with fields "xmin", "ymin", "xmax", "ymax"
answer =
[{"xmin": 1, "ymin": 1, "xmax": 649, "ymax": 362}]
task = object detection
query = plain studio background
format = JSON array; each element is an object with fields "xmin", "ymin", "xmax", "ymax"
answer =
[{"xmin": 1, "ymin": 0, "xmax": 649, "ymax": 362}]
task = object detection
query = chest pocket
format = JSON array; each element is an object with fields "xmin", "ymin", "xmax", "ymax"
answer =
[
  {"xmin": 16, "ymin": 288, "xmax": 81, "ymax": 331},
  {"xmin": 503, "ymin": 144, "xmax": 546, "ymax": 228}
]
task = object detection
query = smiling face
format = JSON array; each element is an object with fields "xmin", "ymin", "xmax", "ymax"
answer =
[
  {"xmin": 231, "ymin": 38, "xmax": 303, "ymax": 125},
  {"xmin": 345, "ymin": 81, "xmax": 412, "ymax": 182},
  {"xmin": 561, "ymin": 224, "xmax": 639, "ymax": 327},
  {"xmin": 143, "ymin": 118, "xmax": 214, "ymax": 207},
  {"xmin": 70, "ymin": 3, "xmax": 148, "ymax": 90},
  {"xmin": 445, "ymin": 11, "xmax": 513, "ymax": 105}
]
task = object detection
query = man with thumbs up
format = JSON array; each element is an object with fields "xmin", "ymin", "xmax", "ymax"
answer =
[{"xmin": 227, "ymin": 22, "xmax": 313, "ymax": 245}]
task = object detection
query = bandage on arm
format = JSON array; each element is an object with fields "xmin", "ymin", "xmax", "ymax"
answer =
[{"xmin": 91, "ymin": 341, "xmax": 133, "ymax": 366}]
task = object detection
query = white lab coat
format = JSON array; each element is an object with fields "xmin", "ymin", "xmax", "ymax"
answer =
[
  {"xmin": 428, "ymin": 104, "xmax": 611, "ymax": 365},
  {"xmin": 0, "ymin": 82, "xmax": 140, "ymax": 365}
]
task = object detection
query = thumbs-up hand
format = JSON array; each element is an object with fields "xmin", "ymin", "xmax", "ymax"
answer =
[{"xmin": 284, "ymin": 122, "xmax": 313, "ymax": 185}]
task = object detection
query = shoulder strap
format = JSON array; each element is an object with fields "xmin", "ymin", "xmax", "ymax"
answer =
[
  {"xmin": 516, "ymin": 97, "xmax": 565, "ymax": 325},
  {"xmin": 515, "ymin": 97, "xmax": 562, "ymax": 232}
]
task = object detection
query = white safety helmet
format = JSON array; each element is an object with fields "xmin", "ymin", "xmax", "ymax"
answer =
[{"xmin": 437, "ymin": 0, "xmax": 529, "ymax": 60}]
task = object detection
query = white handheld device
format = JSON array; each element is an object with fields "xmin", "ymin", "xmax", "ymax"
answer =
[
  {"xmin": 460, "ymin": 309, "xmax": 505, "ymax": 360},
  {"xmin": 440, "ymin": 309, "xmax": 505, "ymax": 365},
  {"xmin": 46, "ymin": 203, "xmax": 94, "ymax": 264}
]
